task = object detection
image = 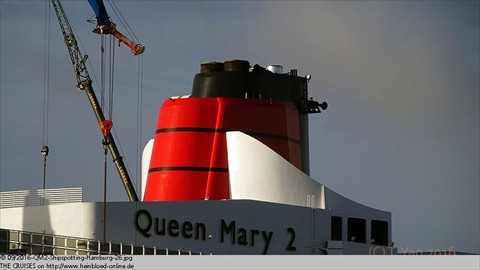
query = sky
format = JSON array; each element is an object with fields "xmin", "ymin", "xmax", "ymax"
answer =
[{"xmin": 1, "ymin": 0, "xmax": 479, "ymax": 254}]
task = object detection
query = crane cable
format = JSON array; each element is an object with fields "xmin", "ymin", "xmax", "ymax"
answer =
[
  {"xmin": 109, "ymin": 35, "xmax": 115, "ymax": 120},
  {"xmin": 41, "ymin": 0, "xmax": 51, "ymax": 190},
  {"xmin": 135, "ymin": 54, "xmax": 144, "ymax": 195},
  {"xmin": 99, "ymin": 35, "xmax": 115, "ymax": 120},
  {"xmin": 99, "ymin": 31, "xmax": 115, "ymax": 210},
  {"xmin": 104, "ymin": 1, "xmax": 145, "ymax": 194},
  {"xmin": 100, "ymin": 35, "xmax": 106, "ymax": 113},
  {"xmin": 106, "ymin": 0, "xmax": 142, "ymax": 45},
  {"xmin": 97, "ymin": 2, "xmax": 144, "ymax": 198},
  {"xmin": 99, "ymin": 36, "xmax": 115, "ymax": 238}
]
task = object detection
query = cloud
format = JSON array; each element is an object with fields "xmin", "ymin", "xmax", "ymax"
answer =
[{"xmin": 239, "ymin": 2, "xmax": 479, "ymax": 134}]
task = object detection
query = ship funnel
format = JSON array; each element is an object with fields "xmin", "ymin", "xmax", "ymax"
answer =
[{"xmin": 144, "ymin": 59, "xmax": 326, "ymax": 201}]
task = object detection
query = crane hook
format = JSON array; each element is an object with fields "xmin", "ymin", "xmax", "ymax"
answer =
[{"xmin": 100, "ymin": 120, "xmax": 113, "ymax": 137}]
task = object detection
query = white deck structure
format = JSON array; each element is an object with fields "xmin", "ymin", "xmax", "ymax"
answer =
[{"xmin": 1, "ymin": 132, "xmax": 394, "ymax": 255}]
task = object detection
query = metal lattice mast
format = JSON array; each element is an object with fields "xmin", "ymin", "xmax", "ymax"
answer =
[
  {"xmin": 50, "ymin": 0, "xmax": 90, "ymax": 87},
  {"xmin": 50, "ymin": 0, "xmax": 139, "ymax": 202}
]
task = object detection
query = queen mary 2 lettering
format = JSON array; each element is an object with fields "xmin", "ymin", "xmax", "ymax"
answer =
[
  {"xmin": 134, "ymin": 209, "xmax": 281, "ymax": 254},
  {"xmin": 135, "ymin": 209, "xmax": 207, "ymax": 240},
  {"xmin": 219, "ymin": 219, "xmax": 274, "ymax": 255}
]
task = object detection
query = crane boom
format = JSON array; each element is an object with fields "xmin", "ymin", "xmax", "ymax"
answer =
[
  {"xmin": 50, "ymin": 0, "xmax": 139, "ymax": 202},
  {"xmin": 88, "ymin": 0, "xmax": 144, "ymax": 55}
]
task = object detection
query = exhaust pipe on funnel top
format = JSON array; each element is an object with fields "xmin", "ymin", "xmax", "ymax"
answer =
[{"xmin": 266, "ymin": 65, "xmax": 283, "ymax": 74}]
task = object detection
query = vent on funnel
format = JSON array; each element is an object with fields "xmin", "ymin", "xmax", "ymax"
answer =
[{"xmin": 266, "ymin": 65, "xmax": 283, "ymax": 74}]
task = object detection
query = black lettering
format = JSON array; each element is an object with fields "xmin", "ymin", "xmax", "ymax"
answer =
[
  {"xmin": 262, "ymin": 231, "xmax": 273, "ymax": 255},
  {"xmin": 286, "ymin": 227, "xmax": 296, "ymax": 251},
  {"xmin": 220, "ymin": 219, "xmax": 235, "ymax": 244},
  {"xmin": 136, "ymin": 210, "xmax": 207, "ymax": 241},
  {"xmin": 237, "ymin": 228, "xmax": 248, "ymax": 246},
  {"xmin": 196, "ymin": 222, "xmax": 206, "ymax": 240},
  {"xmin": 155, "ymin": 218, "xmax": 165, "ymax": 235},
  {"xmin": 168, "ymin": 220, "xmax": 180, "ymax": 237},
  {"xmin": 182, "ymin": 221, "xmax": 193, "ymax": 239},
  {"xmin": 134, "ymin": 209, "xmax": 152, "ymax": 238}
]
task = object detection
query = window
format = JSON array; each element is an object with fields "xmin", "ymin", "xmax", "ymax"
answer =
[
  {"xmin": 347, "ymin": 218, "xmax": 366, "ymax": 243},
  {"xmin": 331, "ymin": 216, "xmax": 342, "ymax": 241},
  {"xmin": 371, "ymin": 220, "xmax": 388, "ymax": 246}
]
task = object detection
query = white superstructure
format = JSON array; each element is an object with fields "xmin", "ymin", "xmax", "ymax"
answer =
[{"xmin": 1, "ymin": 132, "xmax": 394, "ymax": 255}]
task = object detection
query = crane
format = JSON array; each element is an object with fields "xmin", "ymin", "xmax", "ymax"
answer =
[
  {"xmin": 50, "ymin": 0, "xmax": 139, "ymax": 201},
  {"xmin": 88, "ymin": 0, "xmax": 145, "ymax": 55}
]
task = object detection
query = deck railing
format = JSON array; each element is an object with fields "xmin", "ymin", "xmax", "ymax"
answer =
[{"xmin": 0, "ymin": 228, "xmax": 201, "ymax": 255}]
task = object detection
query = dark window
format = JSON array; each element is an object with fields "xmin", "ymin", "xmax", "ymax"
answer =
[
  {"xmin": 331, "ymin": 216, "xmax": 342, "ymax": 241},
  {"xmin": 371, "ymin": 220, "xmax": 388, "ymax": 246},
  {"xmin": 347, "ymin": 218, "xmax": 366, "ymax": 243}
]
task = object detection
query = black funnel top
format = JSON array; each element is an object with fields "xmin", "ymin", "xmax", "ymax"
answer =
[{"xmin": 191, "ymin": 60, "xmax": 309, "ymax": 110}]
